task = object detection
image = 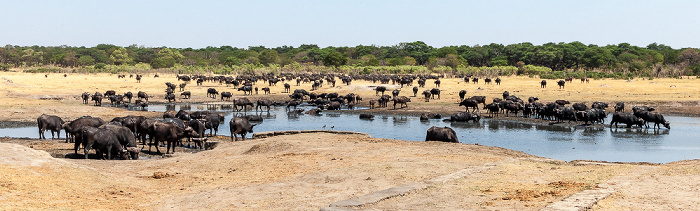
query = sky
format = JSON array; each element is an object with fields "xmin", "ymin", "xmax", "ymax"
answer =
[{"xmin": 2, "ymin": 0, "xmax": 699, "ymax": 49}]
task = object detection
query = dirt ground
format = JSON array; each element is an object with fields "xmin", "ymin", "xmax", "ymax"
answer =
[{"xmin": 1, "ymin": 72, "xmax": 699, "ymax": 210}]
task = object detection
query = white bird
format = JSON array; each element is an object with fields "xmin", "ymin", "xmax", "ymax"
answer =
[{"xmin": 331, "ymin": 126, "xmax": 335, "ymax": 130}]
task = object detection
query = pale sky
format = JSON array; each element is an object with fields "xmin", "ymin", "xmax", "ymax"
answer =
[{"xmin": 2, "ymin": 0, "xmax": 699, "ymax": 49}]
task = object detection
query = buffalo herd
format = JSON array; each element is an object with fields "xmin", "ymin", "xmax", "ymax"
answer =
[
  {"xmin": 33, "ymin": 73, "xmax": 674, "ymax": 157},
  {"xmin": 35, "ymin": 109, "xmax": 262, "ymax": 160}
]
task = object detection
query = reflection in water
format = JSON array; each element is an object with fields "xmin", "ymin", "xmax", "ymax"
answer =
[
  {"xmin": 581, "ymin": 127, "xmax": 605, "ymax": 137},
  {"xmin": 165, "ymin": 104, "xmax": 176, "ymax": 111},
  {"xmin": 449, "ymin": 122, "xmax": 482, "ymax": 129},
  {"xmin": 3, "ymin": 103, "xmax": 697, "ymax": 163},
  {"xmin": 206, "ymin": 104, "xmax": 218, "ymax": 111},
  {"xmin": 535, "ymin": 124, "xmax": 573, "ymax": 132}
]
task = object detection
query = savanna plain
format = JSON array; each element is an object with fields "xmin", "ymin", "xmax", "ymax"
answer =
[{"xmin": 1, "ymin": 72, "xmax": 699, "ymax": 210}]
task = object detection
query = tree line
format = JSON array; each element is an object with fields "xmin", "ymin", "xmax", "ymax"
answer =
[{"xmin": 1, "ymin": 41, "xmax": 699, "ymax": 77}]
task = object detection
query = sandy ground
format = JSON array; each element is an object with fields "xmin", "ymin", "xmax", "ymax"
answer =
[{"xmin": 1, "ymin": 72, "xmax": 699, "ymax": 210}]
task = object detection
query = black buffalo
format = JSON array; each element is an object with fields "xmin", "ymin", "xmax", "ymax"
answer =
[
  {"xmin": 98, "ymin": 124, "xmax": 140, "ymax": 159},
  {"xmin": 572, "ymin": 103, "xmax": 588, "ymax": 111},
  {"xmin": 137, "ymin": 91, "xmax": 149, "ymax": 101},
  {"xmin": 207, "ymin": 88, "xmax": 219, "ymax": 98},
  {"xmin": 419, "ymin": 113, "xmax": 441, "ymax": 121},
  {"xmin": 81, "ymin": 127, "xmax": 127, "ymax": 160},
  {"xmin": 610, "ymin": 113, "xmax": 644, "ymax": 128},
  {"xmin": 557, "ymin": 80, "xmax": 565, "ymax": 89},
  {"xmin": 220, "ymin": 92, "xmax": 232, "ymax": 101},
  {"xmin": 448, "ymin": 112, "xmax": 481, "ymax": 122},
  {"xmin": 425, "ymin": 126, "xmax": 458, "ymax": 143},
  {"xmin": 459, "ymin": 90, "xmax": 467, "ymax": 101},
  {"xmin": 81, "ymin": 92, "xmax": 91, "ymax": 104},
  {"xmin": 37, "ymin": 114, "xmax": 65, "ymax": 140},
  {"xmin": 375, "ymin": 86, "xmax": 386, "ymax": 96},
  {"xmin": 393, "ymin": 96, "xmax": 411, "ymax": 109},
  {"xmin": 230, "ymin": 117, "xmax": 256, "ymax": 141},
  {"xmin": 181, "ymin": 91, "xmax": 191, "ymax": 99},
  {"xmin": 359, "ymin": 113, "xmax": 375, "ymax": 120},
  {"xmin": 124, "ymin": 92, "xmax": 133, "ymax": 103},
  {"xmin": 187, "ymin": 119, "xmax": 208, "ymax": 149},
  {"xmin": 541, "ymin": 80, "xmax": 547, "ymax": 88},
  {"xmin": 430, "ymin": 88, "xmax": 440, "ymax": 100},
  {"xmin": 91, "ymin": 93, "xmax": 103, "ymax": 106},
  {"xmin": 255, "ymin": 98, "xmax": 274, "ymax": 112},
  {"xmin": 459, "ymin": 99, "xmax": 479, "ymax": 112},
  {"xmin": 614, "ymin": 102, "xmax": 625, "ymax": 113},
  {"xmin": 165, "ymin": 93, "xmax": 176, "ymax": 103},
  {"xmin": 234, "ymin": 98, "xmax": 254, "ymax": 112},
  {"xmin": 203, "ymin": 113, "xmax": 225, "ymax": 136},
  {"xmin": 149, "ymin": 121, "xmax": 199, "ymax": 154}
]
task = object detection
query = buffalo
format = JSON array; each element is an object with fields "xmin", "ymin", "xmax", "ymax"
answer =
[
  {"xmin": 610, "ymin": 113, "xmax": 644, "ymax": 128},
  {"xmin": 540, "ymin": 80, "xmax": 547, "ymax": 88},
  {"xmin": 557, "ymin": 80, "xmax": 565, "ymax": 89},
  {"xmin": 459, "ymin": 99, "xmax": 479, "ymax": 112},
  {"xmin": 149, "ymin": 121, "xmax": 199, "ymax": 154},
  {"xmin": 230, "ymin": 117, "xmax": 256, "ymax": 141},
  {"xmin": 419, "ymin": 113, "xmax": 441, "ymax": 121},
  {"xmin": 359, "ymin": 113, "xmax": 375, "ymax": 120},
  {"xmin": 393, "ymin": 96, "xmax": 411, "ymax": 109},
  {"xmin": 233, "ymin": 98, "xmax": 254, "ymax": 112},
  {"xmin": 204, "ymin": 113, "xmax": 225, "ymax": 136},
  {"xmin": 425, "ymin": 126, "xmax": 458, "ymax": 143},
  {"xmin": 448, "ymin": 112, "xmax": 481, "ymax": 122},
  {"xmin": 37, "ymin": 114, "xmax": 65, "ymax": 140},
  {"xmin": 207, "ymin": 88, "xmax": 219, "ymax": 98},
  {"xmin": 458, "ymin": 90, "xmax": 467, "ymax": 101},
  {"xmin": 375, "ymin": 86, "xmax": 387, "ymax": 96},
  {"xmin": 392, "ymin": 89, "xmax": 400, "ymax": 98},
  {"xmin": 124, "ymin": 92, "xmax": 133, "ymax": 103},
  {"xmin": 430, "ymin": 88, "xmax": 440, "ymax": 100},
  {"xmin": 220, "ymin": 92, "xmax": 232, "ymax": 101},
  {"xmin": 137, "ymin": 91, "xmax": 149, "ymax": 101},
  {"xmin": 614, "ymin": 102, "xmax": 625, "ymax": 113},
  {"xmin": 181, "ymin": 91, "xmax": 191, "ymax": 99},
  {"xmin": 81, "ymin": 127, "xmax": 127, "ymax": 160},
  {"xmin": 98, "ymin": 124, "xmax": 140, "ymax": 159},
  {"xmin": 81, "ymin": 92, "xmax": 91, "ymax": 104},
  {"xmin": 573, "ymin": 103, "xmax": 588, "ymax": 111},
  {"xmin": 255, "ymin": 99, "xmax": 274, "ymax": 112},
  {"xmin": 165, "ymin": 93, "xmax": 176, "ymax": 103},
  {"xmin": 187, "ymin": 119, "xmax": 208, "ymax": 149}
]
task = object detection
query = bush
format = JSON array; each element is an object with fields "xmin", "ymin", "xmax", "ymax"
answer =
[
  {"xmin": 0, "ymin": 63, "xmax": 11, "ymax": 71},
  {"xmin": 95, "ymin": 63, "xmax": 106, "ymax": 69}
]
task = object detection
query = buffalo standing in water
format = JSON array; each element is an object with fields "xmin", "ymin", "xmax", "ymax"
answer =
[
  {"xmin": 37, "ymin": 114, "xmax": 65, "ymax": 140},
  {"xmin": 425, "ymin": 126, "xmax": 458, "ymax": 143}
]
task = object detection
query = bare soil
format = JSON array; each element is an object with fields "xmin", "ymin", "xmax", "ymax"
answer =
[{"xmin": 1, "ymin": 72, "xmax": 699, "ymax": 210}]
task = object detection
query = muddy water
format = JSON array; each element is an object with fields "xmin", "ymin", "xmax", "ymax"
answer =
[{"xmin": 2, "ymin": 103, "xmax": 698, "ymax": 163}]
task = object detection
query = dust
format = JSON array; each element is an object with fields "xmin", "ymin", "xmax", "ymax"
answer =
[
  {"xmin": 243, "ymin": 141, "xmax": 295, "ymax": 154},
  {"xmin": 501, "ymin": 181, "xmax": 588, "ymax": 202}
]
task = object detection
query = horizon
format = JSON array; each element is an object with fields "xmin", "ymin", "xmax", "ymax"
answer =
[{"xmin": 2, "ymin": 0, "xmax": 700, "ymax": 49}]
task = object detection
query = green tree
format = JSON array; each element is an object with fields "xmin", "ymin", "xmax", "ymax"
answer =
[
  {"xmin": 110, "ymin": 47, "xmax": 133, "ymax": 65},
  {"xmin": 77, "ymin": 55, "xmax": 95, "ymax": 66},
  {"xmin": 151, "ymin": 48, "xmax": 184, "ymax": 68},
  {"xmin": 322, "ymin": 51, "xmax": 347, "ymax": 67},
  {"xmin": 258, "ymin": 50, "xmax": 279, "ymax": 66}
]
